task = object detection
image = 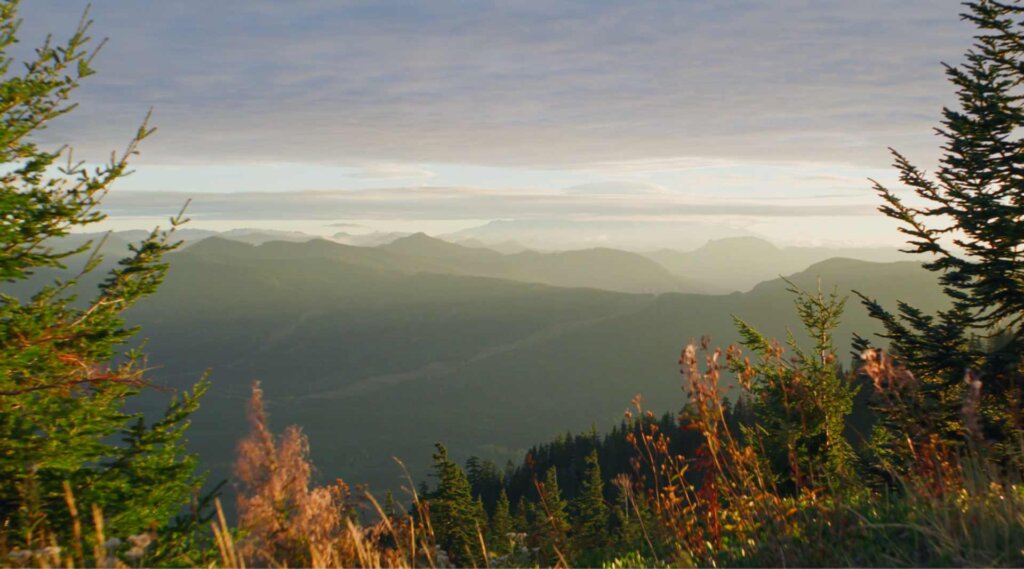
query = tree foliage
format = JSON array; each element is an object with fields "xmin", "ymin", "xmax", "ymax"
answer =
[
  {"xmin": 533, "ymin": 465, "xmax": 572, "ymax": 566},
  {"xmin": 487, "ymin": 488, "xmax": 513, "ymax": 555},
  {"xmin": 857, "ymin": 0, "xmax": 1024, "ymax": 464},
  {"xmin": 0, "ymin": 1, "xmax": 207, "ymax": 563},
  {"xmin": 428, "ymin": 443, "xmax": 485, "ymax": 567},
  {"xmin": 732, "ymin": 282, "xmax": 858, "ymax": 490},
  {"xmin": 572, "ymin": 450, "xmax": 609, "ymax": 561}
]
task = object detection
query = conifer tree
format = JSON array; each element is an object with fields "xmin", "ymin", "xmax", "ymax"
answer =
[
  {"xmin": 429, "ymin": 443, "xmax": 484, "ymax": 566},
  {"xmin": 857, "ymin": 0, "xmax": 1024, "ymax": 461},
  {"xmin": 0, "ymin": 2, "xmax": 207, "ymax": 563},
  {"xmin": 473, "ymin": 495, "xmax": 488, "ymax": 553},
  {"xmin": 383, "ymin": 489, "xmax": 399, "ymax": 518},
  {"xmin": 489, "ymin": 488, "xmax": 514, "ymax": 555},
  {"xmin": 733, "ymin": 283, "xmax": 857, "ymax": 490},
  {"xmin": 608, "ymin": 474, "xmax": 654, "ymax": 556},
  {"xmin": 573, "ymin": 450, "xmax": 609, "ymax": 558},
  {"xmin": 534, "ymin": 465, "xmax": 572, "ymax": 565},
  {"xmin": 513, "ymin": 494, "xmax": 531, "ymax": 534}
]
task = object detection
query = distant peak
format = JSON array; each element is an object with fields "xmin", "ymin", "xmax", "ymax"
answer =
[
  {"xmin": 389, "ymin": 232, "xmax": 444, "ymax": 245},
  {"xmin": 183, "ymin": 236, "xmax": 255, "ymax": 255},
  {"xmin": 384, "ymin": 232, "xmax": 463, "ymax": 251},
  {"xmin": 698, "ymin": 236, "xmax": 778, "ymax": 252}
]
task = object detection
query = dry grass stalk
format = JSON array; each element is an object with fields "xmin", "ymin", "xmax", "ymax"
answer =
[{"xmin": 230, "ymin": 383, "xmax": 437, "ymax": 568}]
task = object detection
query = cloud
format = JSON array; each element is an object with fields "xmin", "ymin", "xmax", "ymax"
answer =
[
  {"xmin": 101, "ymin": 186, "xmax": 877, "ymax": 222},
  {"xmin": 324, "ymin": 222, "xmax": 366, "ymax": 229},
  {"xmin": 345, "ymin": 163, "xmax": 436, "ymax": 180},
  {"xmin": 562, "ymin": 181, "xmax": 666, "ymax": 195},
  {"xmin": 18, "ymin": 0, "xmax": 969, "ymax": 170},
  {"xmin": 571, "ymin": 157, "xmax": 738, "ymax": 175}
]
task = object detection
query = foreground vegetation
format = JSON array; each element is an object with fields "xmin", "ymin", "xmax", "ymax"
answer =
[{"xmin": 3, "ymin": 0, "xmax": 1024, "ymax": 567}]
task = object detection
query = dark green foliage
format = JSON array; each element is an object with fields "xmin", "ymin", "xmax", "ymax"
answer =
[
  {"xmin": 572, "ymin": 450, "xmax": 609, "ymax": 562},
  {"xmin": 732, "ymin": 282, "xmax": 858, "ymax": 491},
  {"xmin": 513, "ymin": 495, "xmax": 530, "ymax": 534},
  {"xmin": 488, "ymin": 489, "xmax": 513, "ymax": 555},
  {"xmin": 428, "ymin": 443, "xmax": 485, "ymax": 566},
  {"xmin": 610, "ymin": 484, "xmax": 651, "ymax": 557},
  {"xmin": 477, "ymin": 411, "xmax": 716, "ymax": 509},
  {"xmin": 465, "ymin": 455, "xmax": 503, "ymax": 516},
  {"xmin": 858, "ymin": 0, "xmax": 1024, "ymax": 465},
  {"xmin": 0, "ymin": 1, "xmax": 208, "ymax": 563},
  {"xmin": 533, "ymin": 466, "xmax": 572, "ymax": 566}
]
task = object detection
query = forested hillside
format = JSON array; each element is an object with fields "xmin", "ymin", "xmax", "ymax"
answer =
[{"xmin": 124, "ymin": 239, "xmax": 945, "ymax": 494}]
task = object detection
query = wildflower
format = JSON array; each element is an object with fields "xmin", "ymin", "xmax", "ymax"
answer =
[
  {"xmin": 124, "ymin": 546, "xmax": 145, "ymax": 561},
  {"xmin": 859, "ymin": 348, "xmax": 916, "ymax": 392},
  {"xmin": 37, "ymin": 546, "xmax": 61, "ymax": 557}
]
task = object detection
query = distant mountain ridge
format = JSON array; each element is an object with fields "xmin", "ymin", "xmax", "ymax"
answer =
[
  {"xmin": 48, "ymin": 230, "xmax": 906, "ymax": 297},
  {"xmin": 16, "ymin": 229, "xmax": 948, "ymax": 501},
  {"xmin": 381, "ymin": 233, "xmax": 711, "ymax": 293},
  {"xmin": 184, "ymin": 233, "xmax": 710, "ymax": 294},
  {"xmin": 108, "ymin": 239, "xmax": 946, "ymax": 497},
  {"xmin": 443, "ymin": 218, "xmax": 753, "ymax": 251},
  {"xmin": 646, "ymin": 236, "xmax": 907, "ymax": 292}
]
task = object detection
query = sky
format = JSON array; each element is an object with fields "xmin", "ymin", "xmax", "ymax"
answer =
[{"xmin": 20, "ymin": 1, "xmax": 971, "ymax": 248}]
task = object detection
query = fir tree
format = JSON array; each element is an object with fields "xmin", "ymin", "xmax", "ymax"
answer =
[
  {"xmin": 857, "ymin": 0, "xmax": 1024, "ymax": 462},
  {"xmin": 0, "ymin": 2, "xmax": 208, "ymax": 563},
  {"xmin": 609, "ymin": 476, "xmax": 651, "ymax": 557},
  {"xmin": 384, "ymin": 489, "xmax": 398, "ymax": 518},
  {"xmin": 473, "ymin": 495, "xmax": 488, "ymax": 555},
  {"xmin": 513, "ymin": 494, "xmax": 531, "ymax": 534},
  {"xmin": 465, "ymin": 455, "xmax": 502, "ymax": 511},
  {"xmin": 534, "ymin": 466, "xmax": 572, "ymax": 565},
  {"xmin": 732, "ymin": 283, "xmax": 857, "ymax": 490},
  {"xmin": 489, "ymin": 488, "xmax": 514, "ymax": 555},
  {"xmin": 429, "ymin": 443, "xmax": 484, "ymax": 566},
  {"xmin": 573, "ymin": 450, "xmax": 609, "ymax": 558}
]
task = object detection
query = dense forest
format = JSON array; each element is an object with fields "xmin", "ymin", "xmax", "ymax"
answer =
[{"xmin": 4, "ymin": 1, "xmax": 1024, "ymax": 567}]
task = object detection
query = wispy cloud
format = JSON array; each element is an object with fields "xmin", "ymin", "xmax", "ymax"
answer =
[
  {"xmin": 562, "ymin": 181, "xmax": 667, "ymax": 195},
  {"xmin": 344, "ymin": 163, "xmax": 436, "ymax": 180},
  {"xmin": 103, "ymin": 187, "xmax": 877, "ymax": 222},
  {"xmin": 21, "ymin": 0, "xmax": 967, "ymax": 170}
]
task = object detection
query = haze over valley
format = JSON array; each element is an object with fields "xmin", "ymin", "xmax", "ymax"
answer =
[{"xmin": 19, "ymin": 230, "xmax": 939, "ymax": 493}]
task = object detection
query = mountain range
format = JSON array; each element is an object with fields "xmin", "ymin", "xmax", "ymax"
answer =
[
  {"xmin": 645, "ymin": 236, "xmax": 908, "ymax": 292},
  {"xmin": 97, "ymin": 235, "xmax": 949, "ymax": 497}
]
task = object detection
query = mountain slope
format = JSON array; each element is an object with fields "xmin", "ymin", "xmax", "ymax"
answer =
[
  {"xmin": 382, "ymin": 233, "xmax": 710, "ymax": 293},
  {"xmin": 181, "ymin": 233, "xmax": 707, "ymax": 294},
  {"xmin": 115, "ymin": 242, "xmax": 946, "ymax": 496},
  {"xmin": 646, "ymin": 236, "xmax": 908, "ymax": 292}
]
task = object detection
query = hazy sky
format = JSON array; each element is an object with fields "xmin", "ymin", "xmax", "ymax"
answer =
[{"xmin": 21, "ymin": 1, "xmax": 970, "ymax": 247}]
